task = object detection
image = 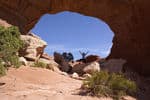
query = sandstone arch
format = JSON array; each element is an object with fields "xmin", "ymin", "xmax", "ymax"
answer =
[{"xmin": 0, "ymin": 0, "xmax": 150, "ymax": 75}]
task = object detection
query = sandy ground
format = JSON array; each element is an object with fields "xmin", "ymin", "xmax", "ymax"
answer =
[{"xmin": 0, "ymin": 66, "xmax": 113, "ymax": 100}]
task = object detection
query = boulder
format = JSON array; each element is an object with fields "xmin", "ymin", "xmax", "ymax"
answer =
[
  {"xmin": 19, "ymin": 57, "xmax": 28, "ymax": 66},
  {"xmin": 101, "ymin": 59, "xmax": 126, "ymax": 73},
  {"xmin": 85, "ymin": 55, "xmax": 101, "ymax": 63},
  {"xmin": 71, "ymin": 72, "xmax": 79, "ymax": 79},
  {"xmin": 54, "ymin": 52, "xmax": 63, "ymax": 64},
  {"xmin": 54, "ymin": 52, "xmax": 71, "ymax": 72},
  {"xmin": 38, "ymin": 58, "xmax": 60, "ymax": 73},
  {"xmin": 41, "ymin": 53, "xmax": 53, "ymax": 60},
  {"xmin": 24, "ymin": 49, "xmax": 37, "ymax": 61},
  {"xmin": 72, "ymin": 61, "xmax": 100, "ymax": 75},
  {"xmin": 83, "ymin": 61, "xmax": 100, "ymax": 74},
  {"xmin": 20, "ymin": 33, "xmax": 47, "ymax": 61},
  {"xmin": 72, "ymin": 63, "xmax": 87, "ymax": 75}
]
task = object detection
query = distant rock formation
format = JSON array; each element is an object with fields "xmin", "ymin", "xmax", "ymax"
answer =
[
  {"xmin": 54, "ymin": 52, "xmax": 71, "ymax": 72},
  {"xmin": 85, "ymin": 55, "xmax": 101, "ymax": 63}
]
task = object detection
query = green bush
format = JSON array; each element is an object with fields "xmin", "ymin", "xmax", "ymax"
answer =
[
  {"xmin": 0, "ymin": 59, "xmax": 6, "ymax": 76},
  {"xmin": 0, "ymin": 26, "xmax": 24, "ymax": 76},
  {"xmin": 83, "ymin": 71, "xmax": 137, "ymax": 100},
  {"xmin": 32, "ymin": 61, "xmax": 47, "ymax": 68}
]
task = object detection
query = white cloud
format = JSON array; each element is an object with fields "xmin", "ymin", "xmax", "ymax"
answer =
[
  {"xmin": 45, "ymin": 44, "xmax": 65, "ymax": 51},
  {"xmin": 100, "ymin": 50, "xmax": 110, "ymax": 56},
  {"xmin": 45, "ymin": 45, "xmax": 100, "ymax": 52},
  {"xmin": 45, "ymin": 44, "xmax": 111, "ymax": 58}
]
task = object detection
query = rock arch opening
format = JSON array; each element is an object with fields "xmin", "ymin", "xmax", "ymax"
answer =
[
  {"xmin": 0, "ymin": 0, "xmax": 149, "ymax": 75},
  {"xmin": 31, "ymin": 11, "xmax": 114, "ymax": 60}
]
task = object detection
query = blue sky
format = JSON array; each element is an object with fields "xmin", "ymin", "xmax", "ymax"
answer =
[{"xmin": 31, "ymin": 11, "xmax": 114, "ymax": 59}]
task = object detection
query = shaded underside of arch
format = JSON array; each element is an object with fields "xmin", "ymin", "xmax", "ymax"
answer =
[{"xmin": 0, "ymin": 0, "xmax": 150, "ymax": 75}]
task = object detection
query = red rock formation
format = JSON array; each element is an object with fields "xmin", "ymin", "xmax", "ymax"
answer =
[
  {"xmin": 0, "ymin": 0, "xmax": 150, "ymax": 75},
  {"xmin": 85, "ymin": 55, "xmax": 101, "ymax": 63}
]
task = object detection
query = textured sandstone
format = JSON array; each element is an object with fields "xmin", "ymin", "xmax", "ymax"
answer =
[
  {"xmin": 0, "ymin": 0, "xmax": 150, "ymax": 75},
  {"xmin": 20, "ymin": 33, "xmax": 47, "ymax": 61},
  {"xmin": 83, "ymin": 61, "xmax": 100, "ymax": 74},
  {"xmin": 101, "ymin": 59, "xmax": 126, "ymax": 73}
]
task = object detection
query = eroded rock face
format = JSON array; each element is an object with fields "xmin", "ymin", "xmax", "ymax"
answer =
[
  {"xmin": 0, "ymin": 0, "xmax": 150, "ymax": 75},
  {"xmin": 20, "ymin": 33, "xmax": 47, "ymax": 61},
  {"xmin": 54, "ymin": 52, "xmax": 71, "ymax": 72},
  {"xmin": 101, "ymin": 59, "xmax": 126, "ymax": 73},
  {"xmin": 85, "ymin": 55, "xmax": 101, "ymax": 63}
]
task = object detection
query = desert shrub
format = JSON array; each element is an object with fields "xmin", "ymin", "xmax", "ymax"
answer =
[
  {"xmin": 32, "ymin": 61, "xmax": 47, "ymax": 68},
  {"xmin": 0, "ymin": 26, "xmax": 24, "ymax": 75},
  {"xmin": 0, "ymin": 59, "xmax": 6, "ymax": 76},
  {"xmin": 83, "ymin": 71, "xmax": 137, "ymax": 100}
]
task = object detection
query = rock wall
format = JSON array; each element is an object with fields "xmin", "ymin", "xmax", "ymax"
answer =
[{"xmin": 0, "ymin": 0, "xmax": 150, "ymax": 75}]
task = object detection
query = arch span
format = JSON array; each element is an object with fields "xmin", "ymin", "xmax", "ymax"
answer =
[{"xmin": 0, "ymin": 0, "xmax": 150, "ymax": 75}]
